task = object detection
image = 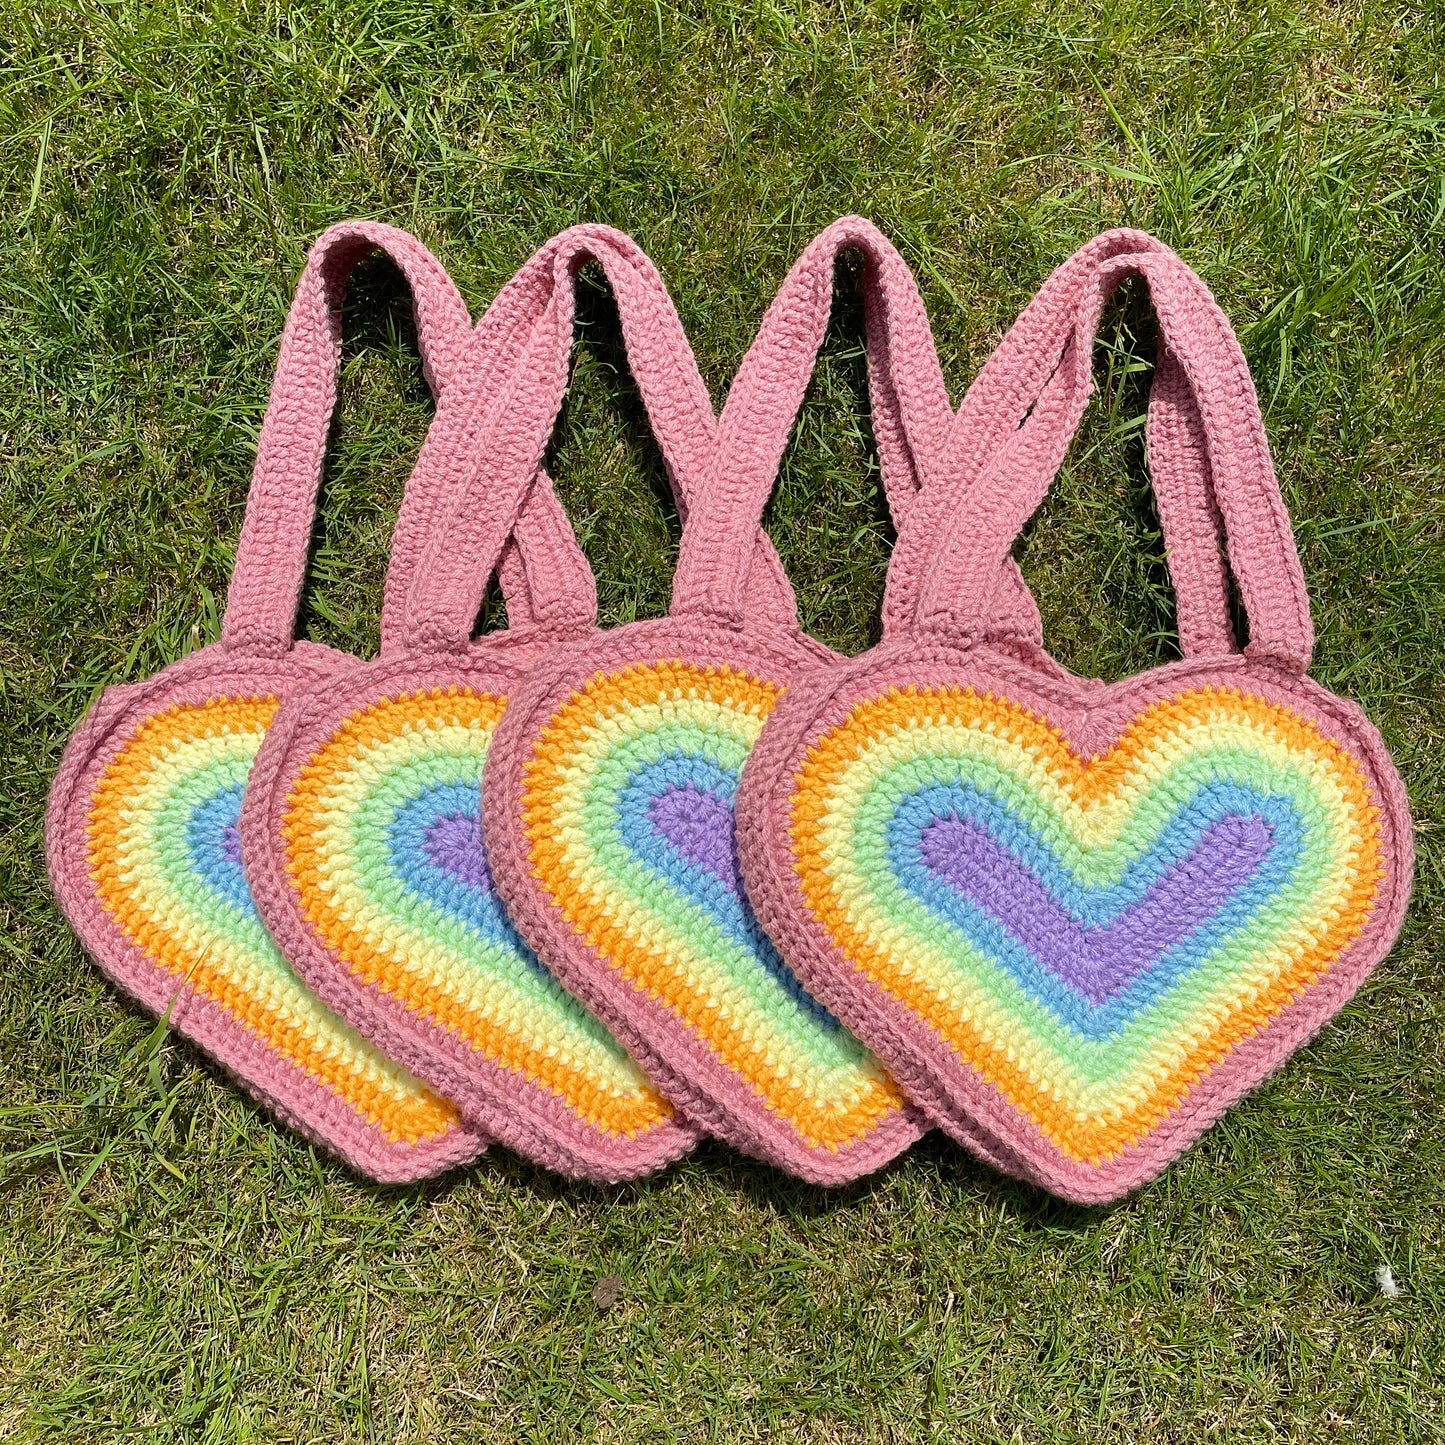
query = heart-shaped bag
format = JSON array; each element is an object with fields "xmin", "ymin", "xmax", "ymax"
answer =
[
  {"xmin": 240, "ymin": 225, "xmax": 775, "ymax": 1181},
  {"xmin": 45, "ymin": 220, "xmax": 570, "ymax": 1181},
  {"xmin": 482, "ymin": 217, "xmax": 1055, "ymax": 1183},
  {"xmin": 736, "ymin": 231, "xmax": 1414, "ymax": 1202}
]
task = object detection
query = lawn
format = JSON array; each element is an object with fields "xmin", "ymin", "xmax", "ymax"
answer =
[{"xmin": 2, "ymin": 3, "xmax": 1443, "ymax": 1441}]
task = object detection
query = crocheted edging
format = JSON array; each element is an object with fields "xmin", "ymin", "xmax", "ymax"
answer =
[
  {"xmin": 483, "ymin": 615, "xmax": 930, "ymax": 1187},
  {"xmin": 240, "ymin": 644, "xmax": 701, "ymax": 1183},
  {"xmin": 45, "ymin": 645, "xmax": 486, "ymax": 1183}
]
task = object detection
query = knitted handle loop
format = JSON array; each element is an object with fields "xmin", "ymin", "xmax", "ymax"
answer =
[
  {"xmin": 402, "ymin": 225, "xmax": 801, "ymax": 652},
  {"xmin": 910, "ymin": 242, "xmax": 1314, "ymax": 672},
  {"xmin": 580, "ymin": 225, "xmax": 940, "ymax": 630},
  {"xmin": 667, "ymin": 216, "xmax": 1042, "ymax": 638},
  {"xmin": 220, "ymin": 220, "xmax": 573, "ymax": 657},
  {"xmin": 223, "ymin": 221, "xmax": 468, "ymax": 656}
]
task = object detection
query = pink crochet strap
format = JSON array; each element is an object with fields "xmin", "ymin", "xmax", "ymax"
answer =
[
  {"xmin": 667, "ymin": 216, "xmax": 1041, "ymax": 637},
  {"xmin": 536, "ymin": 229, "xmax": 796, "ymax": 624},
  {"xmin": 910, "ymin": 241, "xmax": 1314, "ymax": 672},
  {"xmin": 222, "ymin": 221, "xmax": 470, "ymax": 656},
  {"xmin": 380, "ymin": 240, "xmax": 598, "ymax": 646},
  {"xmin": 886, "ymin": 228, "xmax": 1232, "ymax": 654},
  {"xmin": 1144, "ymin": 342, "xmax": 1232, "ymax": 657},
  {"xmin": 402, "ymin": 226, "xmax": 791, "ymax": 651},
  {"xmin": 220, "ymin": 221, "xmax": 580, "ymax": 657},
  {"xmin": 549, "ymin": 226, "xmax": 910, "ymax": 630}
]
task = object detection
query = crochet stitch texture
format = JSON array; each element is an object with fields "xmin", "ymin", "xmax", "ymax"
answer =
[
  {"xmin": 279, "ymin": 686, "xmax": 674, "ymax": 1140},
  {"xmin": 788, "ymin": 683, "xmax": 1384, "ymax": 1164},
  {"xmin": 240, "ymin": 225, "xmax": 780, "ymax": 1182},
  {"xmin": 734, "ymin": 230, "xmax": 1413, "ymax": 1202},
  {"xmin": 83, "ymin": 696, "xmax": 459, "ymax": 1149},
  {"xmin": 517, "ymin": 659, "xmax": 908, "ymax": 1154},
  {"xmin": 51, "ymin": 214, "xmax": 1408, "ymax": 1198}
]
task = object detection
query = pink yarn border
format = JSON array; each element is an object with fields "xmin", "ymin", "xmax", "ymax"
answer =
[
  {"xmin": 240, "ymin": 624, "xmax": 702, "ymax": 1183},
  {"xmin": 483, "ymin": 615, "xmax": 938, "ymax": 1187},
  {"xmin": 736, "ymin": 636, "xmax": 1414, "ymax": 1203}
]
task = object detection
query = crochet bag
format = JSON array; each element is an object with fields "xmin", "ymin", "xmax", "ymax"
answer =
[
  {"xmin": 239, "ymin": 226, "xmax": 760, "ymax": 1182},
  {"xmin": 735, "ymin": 230, "xmax": 1414, "ymax": 1202},
  {"xmin": 481, "ymin": 217, "xmax": 1050, "ymax": 1184},
  {"xmin": 44, "ymin": 219, "xmax": 564, "ymax": 1181}
]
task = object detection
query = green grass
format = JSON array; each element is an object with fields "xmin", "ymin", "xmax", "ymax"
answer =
[{"xmin": 2, "ymin": 3, "xmax": 1444, "ymax": 1440}]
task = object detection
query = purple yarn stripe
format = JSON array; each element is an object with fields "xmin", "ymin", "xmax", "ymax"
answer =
[
  {"xmin": 917, "ymin": 813, "xmax": 1274, "ymax": 1004},
  {"xmin": 423, "ymin": 812, "xmax": 496, "ymax": 894},
  {"xmin": 648, "ymin": 784, "xmax": 738, "ymax": 888}
]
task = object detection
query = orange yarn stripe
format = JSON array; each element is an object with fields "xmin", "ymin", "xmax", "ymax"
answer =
[
  {"xmin": 522, "ymin": 661, "xmax": 908, "ymax": 1151},
  {"xmin": 282, "ymin": 688, "xmax": 673, "ymax": 1140},
  {"xmin": 87, "ymin": 698, "xmax": 459, "ymax": 1146}
]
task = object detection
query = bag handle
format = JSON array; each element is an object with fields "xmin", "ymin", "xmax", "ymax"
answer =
[
  {"xmin": 220, "ymin": 221, "xmax": 577, "ymax": 657},
  {"xmin": 667, "ymin": 219, "xmax": 1235, "ymax": 649},
  {"xmin": 666, "ymin": 217, "xmax": 1050, "ymax": 636},
  {"xmin": 402, "ymin": 219, "xmax": 1018, "ymax": 653},
  {"xmin": 379, "ymin": 238, "xmax": 598, "ymax": 648},
  {"xmin": 400, "ymin": 226, "xmax": 806, "ymax": 651},
  {"xmin": 906, "ymin": 238, "xmax": 1313, "ymax": 672},
  {"xmin": 884, "ymin": 229, "xmax": 1233, "ymax": 656}
]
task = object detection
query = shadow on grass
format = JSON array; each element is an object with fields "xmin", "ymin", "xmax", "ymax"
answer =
[{"xmin": 296, "ymin": 1074, "xmax": 1115, "ymax": 1239}]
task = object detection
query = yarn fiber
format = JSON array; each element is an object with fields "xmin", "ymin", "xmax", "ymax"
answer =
[
  {"xmin": 277, "ymin": 685, "xmax": 679, "ymax": 1144},
  {"xmin": 479, "ymin": 217, "xmax": 1040, "ymax": 1184},
  {"xmin": 517, "ymin": 658, "xmax": 908, "ymax": 1152},
  {"xmin": 42, "ymin": 219, "xmax": 557, "ymax": 1180},
  {"xmin": 49, "ymin": 215, "xmax": 1411, "ymax": 1197},
  {"xmin": 86, "ymin": 694, "xmax": 462, "ymax": 1147},
  {"xmin": 239, "ymin": 226, "xmax": 778, "ymax": 1181}
]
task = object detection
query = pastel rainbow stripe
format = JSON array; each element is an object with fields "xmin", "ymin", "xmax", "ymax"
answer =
[
  {"xmin": 281, "ymin": 689, "xmax": 676, "ymax": 1141},
  {"xmin": 520, "ymin": 660, "xmax": 908, "ymax": 1154},
  {"xmin": 85, "ymin": 697, "xmax": 461, "ymax": 1146},
  {"xmin": 790, "ymin": 685, "xmax": 1384, "ymax": 1164}
]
